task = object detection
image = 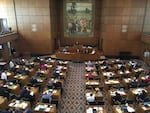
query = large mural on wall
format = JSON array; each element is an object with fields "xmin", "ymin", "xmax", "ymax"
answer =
[{"xmin": 64, "ymin": 0, "xmax": 95, "ymax": 38}]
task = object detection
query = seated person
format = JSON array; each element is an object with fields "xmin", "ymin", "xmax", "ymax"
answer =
[
  {"xmin": 23, "ymin": 109, "xmax": 32, "ymax": 113},
  {"xmin": 42, "ymin": 92, "xmax": 52, "ymax": 103},
  {"xmin": 121, "ymin": 74, "xmax": 129, "ymax": 78},
  {"xmin": 120, "ymin": 65, "xmax": 126, "ymax": 72},
  {"xmin": 51, "ymin": 71, "xmax": 60, "ymax": 78},
  {"xmin": 55, "ymin": 66, "xmax": 62, "ymax": 72},
  {"xmin": 136, "ymin": 90, "xmax": 147, "ymax": 102},
  {"xmin": 29, "ymin": 77, "xmax": 38, "ymax": 85},
  {"xmin": 87, "ymin": 72, "xmax": 94, "ymax": 80},
  {"xmin": 86, "ymin": 93, "xmax": 95, "ymax": 103},
  {"xmin": 20, "ymin": 87, "xmax": 35, "ymax": 104},
  {"xmin": 87, "ymin": 60, "xmax": 93, "ymax": 67},
  {"xmin": 22, "ymin": 67, "xmax": 30, "ymax": 75},
  {"xmin": 113, "ymin": 92, "xmax": 122, "ymax": 104},
  {"xmin": 1, "ymin": 71, "xmax": 7, "ymax": 81},
  {"xmin": 0, "ymin": 84, "xmax": 10, "ymax": 99},
  {"xmin": 76, "ymin": 49, "xmax": 80, "ymax": 53},
  {"xmin": 91, "ymin": 49, "xmax": 96, "ymax": 54},
  {"xmin": 138, "ymin": 80, "xmax": 148, "ymax": 87},
  {"xmin": 47, "ymin": 79, "xmax": 54, "ymax": 89},
  {"xmin": 146, "ymin": 76, "xmax": 150, "ymax": 84},
  {"xmin": 20, "ymin": 86, "xmax": 30, "ymax": 99},
  {"xmin": 83, "ymin": 48, "xmax": 89, "ymax": 54},
  {"xmin": 9, "ymin": 60, "xmax": 15, "ymax": 70},
  {"xmin": 40, "ymin": 63, "xmax": 47, "ymax": 70},
  {"xmin": 95, "ymin": 62, "xmax": 99, "ymax": 70},
  {"xmin": 75, "ymin": 41, "xmax": 79, "ymax": 45},
  {"xmin": 62, "ymin": 48, "xmax": 67, "ymax": 53},
  {"xmin": 129, "ymin": 79, "xmax": 138, "ymax": 88},
  {"xmin": 33, "ymin": 57, "xmax": 41, "ymax": 62},
  {"xmin": 53, "ymin": 81, "xmax": 62, "ymax": 89},
  {"xmin": 36, "ymin": 70, "xmax": 44, "ymax": 77},
  {"xmin": 135, "ymin": 72, "xmax": 141, "ymax": 79}
]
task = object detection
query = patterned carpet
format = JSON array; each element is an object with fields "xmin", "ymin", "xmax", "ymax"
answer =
[{"xmin": 58, "ymin": 62, "xmax": 86, "ymax": 113}]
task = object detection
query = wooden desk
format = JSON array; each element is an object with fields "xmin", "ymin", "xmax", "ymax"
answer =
[
  {"xmin": 112, "ymin": 104, "xmax": 135, "ymax": 113},
  {"xmin": 59, "ymin": 72, "xmax": 67, "ymax": 79},
  {"xmin": 31, "ymin": 62, "xmax": 40, "ymax": 71},
  {"xmin": 48, "ymin": 78, "xmax": 64, "ymax": 88},
  {"xmin": 137, "ymin": 102, "xmax": 150, "ymax": 113},
  {"xmin": 86, "ymin": 105, "xmax": 106, "ymax": 113},
  {"xmin": 85, "ymin": 80, "xmax": 100, "ymax": 88},
  {"xmin": 85, "ymin": 71, "xmax": 99, "ymax": 79},
  {"xmin": 46, "ymin": 64, "xmax": 54, "ymax": 74},
  {"xmin": 128, "ymin": 88, "xmax": 148, "ymax": 100},
  {"xmin": 46, "ymin": 59, "xmax": 56, "ymax": 67},
  {"xmin": 33, "ymin": 103, "xmax": 56, "ymax": 113},
  {"xmin": 33, "ymin": 76, "xmax": 47, "ymax": 87},
  {"xmin": 102, "ymin": 72, "xmax": 118, "ymax": 80},
  {"xmin": 56, "ymin": 65, "xmax": 68, "ymax": 71},
  {"xmin": 0, "ymin": 96, "xmax": 8, "ymax": 110},
  {"xmin": 57, "ymin": 60, "xmax": 69, "ymax": 64},
  {"xmin": 6, "ymin": 71, "xmax": 14, "ymax": 80},
  {"xmin": 4, "ymin": 82, "xmax": 20, "ymax": 95},
  {"xmin": 9, "ymin": 99, "xmax": 30, "ymax": 110},
  {"xmin": 85, "ymin": 89, "xmax": 103, "ymax": 101},
  {"xmin": 14, "ymin": 74, "xmax": 29, "ymax": 85},
  {"xmin": 85, "ymin": 66, "xmax": 96, "ymax": 72},
  {"xmin": 28, "ymin": 68, "xmax": 36, "ymax": 76},
  {"xmin": 122, "ymin": 78, "xmax": 134, "ymax": 88},
  {"xmin": 133, "ymin": 68, "xmax": 145, "ymax": 73},
  {"xmin": 107, "ymin": 89, "xmax": 127, "ymax": 104},
  {"xmin": 27, "ymin": 86, "xmax": 39, "ymax": 99},
  {"xmin": 104, "ymin": 79, "xmax": 120, "ymax": 90},
  {"xmin": 43, "ymin": 88, "xmax": 61, "ymax": 101},
  {"xmin": 40, "ymin": 70, "xmax": 50, "ymax": 78}
]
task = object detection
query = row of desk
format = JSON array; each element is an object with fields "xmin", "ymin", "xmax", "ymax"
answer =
[
  {"xmin": 84, "ymin": 58, "xmax": 150, "ymax": 113},
  {"xmin": 0, "ymin": 57, "xmax": 69, "ymax": 113},
  {"xmin": 84, "ymin": 61, "xmax": 107, "ymax": 113},
  {"xmin": 99, "ymin": 59, "xmax": 150, "ymax": 113}
]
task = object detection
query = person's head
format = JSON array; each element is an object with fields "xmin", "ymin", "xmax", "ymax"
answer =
[
  {"xmin": 115, "ymin": 92, "xmax": 119, "ymax": 95},
  {"xmin": 142, "ymin": 90, "xmax": 146, "ymax": 94},
  {"xmin": 24, "ymin": 108, "xmax": 32, "ymax": 113}
]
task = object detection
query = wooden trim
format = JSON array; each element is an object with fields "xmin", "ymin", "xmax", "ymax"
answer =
[{"xmin": 0, "ymin": 32, "xmax": 18, "ymax": 44}]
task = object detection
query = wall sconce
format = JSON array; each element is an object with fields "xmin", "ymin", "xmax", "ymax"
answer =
[{"xmin": 121, "ymin": 25, "xmax": 128, "ymax": 33}]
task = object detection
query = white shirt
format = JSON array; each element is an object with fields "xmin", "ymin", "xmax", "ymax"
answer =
[
  {"xmin": 9, "ymin": 61, "xmax": 14, "ymax": 68},
  {"xmin": 86, "ymin": 93, "xmax": 95, "ymax": 102},
  {"xmin": 1, "ymin": 72, "xmax": 7, "ymax": 80},
  {"xmin": 91, "ymin": 49, "xmax": 96, "ymax": 54}
]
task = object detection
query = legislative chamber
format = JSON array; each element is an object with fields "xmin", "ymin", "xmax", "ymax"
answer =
[{"xmin": 0, "ymin": 0, "xmax": 150, "ymax": 113}]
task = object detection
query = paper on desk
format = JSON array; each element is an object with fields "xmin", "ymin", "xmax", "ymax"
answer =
[
  {"xmin": 127, "ymin": 106, "xmax": 135, "ymax": 112},
  {"xmin": 86, "ymin": 108, "xmax": 93, "ymax": 113},
  {"xmin": 45, "ymin": 107, "xmax": 51, "ymax": 112}
]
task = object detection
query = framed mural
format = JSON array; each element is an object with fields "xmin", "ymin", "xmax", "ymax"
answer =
[{"xmin": 64, "ymin": 0, "xmax": 95, "ymax": 38}]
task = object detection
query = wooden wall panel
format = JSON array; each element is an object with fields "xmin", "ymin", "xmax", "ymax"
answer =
[
  {"xmin": 100, "ymin": 0, "xmax": 147, "ymax": 56},
  {"xmin": 0, "ymin": 0, "xmax": 17, "ymax": 31},
  {"xmin": 15, "ymin": 0, "xmax": 53, "ymax": 55},
  {"xmin": 1, "ymin": 0, "xmax": 148, "ymax": 57},
  {"xmin": 143, "ymin": 1, "xmax": 150, "ymax": 33}
]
